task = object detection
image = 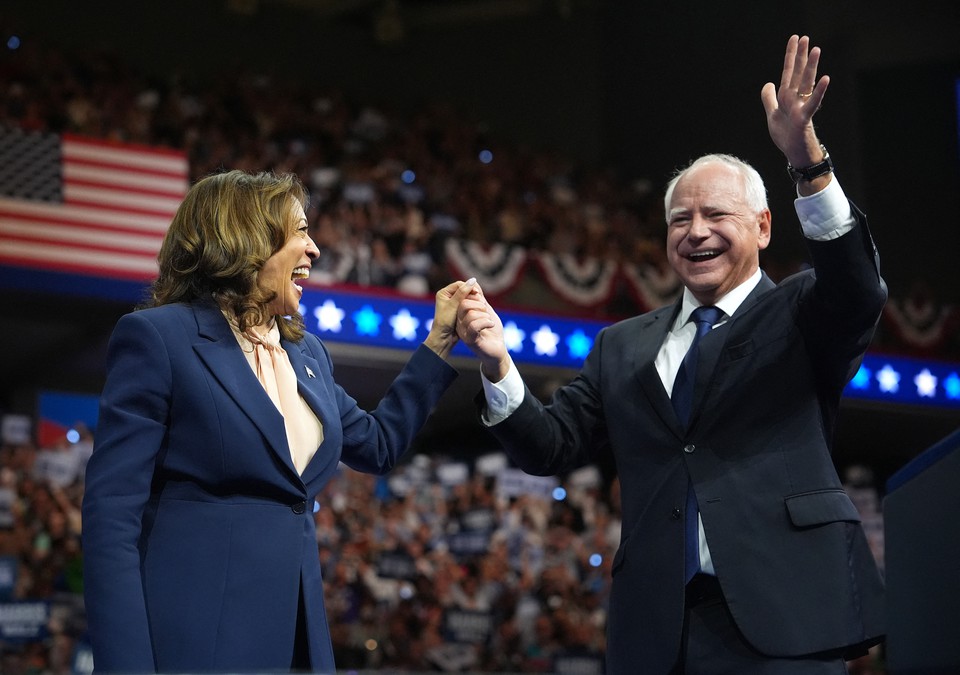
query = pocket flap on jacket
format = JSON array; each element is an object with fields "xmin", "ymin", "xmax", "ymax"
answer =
[{"xmin": 784, "ymin": 489, "xmax": 861, "ymax": 527}]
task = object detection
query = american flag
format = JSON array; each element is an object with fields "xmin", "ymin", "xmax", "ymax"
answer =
[{"xmin": 0, "ymin": 126, "xmax": 188, "ymax": 281}]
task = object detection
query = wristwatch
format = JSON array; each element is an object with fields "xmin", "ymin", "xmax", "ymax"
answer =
[{"xmin": 787, "ymin": 145, "xmax": 833, "ymax": 183}]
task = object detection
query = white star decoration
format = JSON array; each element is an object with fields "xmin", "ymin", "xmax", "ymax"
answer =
[
  {"xmin": 303, "ymin": 293, "xmax": 959, "ymax": 413},
  {"xmin": 389, "ymin": 308, "xmax": 420, "ymax": 341},
  {"xmin": 532, "ymin": 324, "xmax": 559, "ymax": 357},
  {"xmin": 314, "ymin": 300, "xmax": 345, "ymax": 332},
  {"xmin": 503, "ymin": 321, "xmax": 526, "ymax": 353},
  {"xmin": 877, "ymin": 364, "xmax": 900, "ymax": 393},
  {"xmin": 914, "ymin": 368, "xmax": 937, "ymax": 398}
]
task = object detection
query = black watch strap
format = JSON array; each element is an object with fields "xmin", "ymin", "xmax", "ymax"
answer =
[{"xmin": 787, "ymin": 145, "xmax": 833, "ymax": 183}]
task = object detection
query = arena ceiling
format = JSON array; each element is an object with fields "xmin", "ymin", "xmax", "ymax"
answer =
[{"xmin": 226, "ymin": 0, "xmax": 593, "ymax": 42}]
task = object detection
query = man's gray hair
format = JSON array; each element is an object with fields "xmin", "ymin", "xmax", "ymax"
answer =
[{"xmin": 663, "ymin": 154, "xmax": 768, "ymax": 222}]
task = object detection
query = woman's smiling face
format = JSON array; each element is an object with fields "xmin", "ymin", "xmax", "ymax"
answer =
[{"xmin": 260, "ymin": 200, "xmax": 319, "ymax": 318}]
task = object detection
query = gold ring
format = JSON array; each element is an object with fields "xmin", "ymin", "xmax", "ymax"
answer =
[{"xmin": 798, "ymin": 91, "xmax": 814, "ymax": 98}]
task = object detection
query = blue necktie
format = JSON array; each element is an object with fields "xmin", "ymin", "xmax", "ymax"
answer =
[{"xmin": 672, "ymin": 305, "xmax": 722, "ymax": 582}]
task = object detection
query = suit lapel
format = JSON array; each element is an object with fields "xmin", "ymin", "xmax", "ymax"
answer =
[
  {"xmin": 632, "ymin": 302, "xmax": 681, "ymax": 431},
  {"xmin": 283, "ymin": 339, "xmax": 342, "ymax": 486},
  {"xmin": 190, "ymin": 302, "xmax": 298, "ymax": 477},
  {"xmin": 687, "ymin": 273, "xmax": 776, "ymax": 427}
]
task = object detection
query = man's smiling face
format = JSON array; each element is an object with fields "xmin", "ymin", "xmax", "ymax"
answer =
[{"xmin": 666, "ymin": 162, "xmax": 771, "ymax": 305}]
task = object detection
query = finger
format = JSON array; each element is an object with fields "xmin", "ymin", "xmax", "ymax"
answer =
[
  {"xmin": 802, "ymin": 45, "xmax": 822, "ymax": 93},
  {"xmin": 434, "ymin": 280, "xmax": 464, "ymax": 302},
  {"xmin": 451, "ymin": 277, "xmax": 477, "ymax": 302},
  {"xmin": 779, "ymin": 34, "xmax": 799, "ymax": 92},
  {"xmin": 458, "ymin": 296, "xmax": 489, "ymax": 315},
  {"xmin": 760, "ymin": 81, "xmax": 779, "ymax": 117},
  {"xmin": 460, "ymin": 315, "xmax": 495, "ymax": 339},
  {"xmin": 468, "ymin": 280, "xmax": 487, "ymax": 301},
  {"xmin": 805, "ymin": 74, "xmax": 830, "ymax": 113},
  {"xmin": 457, "ymin": 306, "xmax": 490, "ymax": 330},
  {"xmin": 790, "ymin": 35, "xmax": 810, "ymax": 92},
  {"xmin": 794, "ymin": 43, "xmax": 823, "ymax": 102}
]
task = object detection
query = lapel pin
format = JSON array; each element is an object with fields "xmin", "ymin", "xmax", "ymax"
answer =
[{"xmin": 305, "ymin": 365, "xmax": 316, "ymax": 379}]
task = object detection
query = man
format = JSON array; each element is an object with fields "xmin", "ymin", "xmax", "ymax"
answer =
[{"xmin": 456, "ymin": 36, "xmax": 886, "ymax": 673}]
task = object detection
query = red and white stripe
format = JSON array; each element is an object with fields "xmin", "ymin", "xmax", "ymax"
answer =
[{"xmin": 0, "ymin": 134, "xmax": 188, "ymax": 281}]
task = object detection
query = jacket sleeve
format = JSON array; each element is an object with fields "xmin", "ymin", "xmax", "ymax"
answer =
[
  {"xmin": 802, "ymin": 202, "xmax": 887, "ymax": 390},
  {"xmin": 311, "ymin": 338, "xmax": 458, "ymax": 475},
  {"xmin": 484, "ymin": 326, "xmax": 609, "ymax": 477},
  {"xmin": 82, "ymin": 312, "xmax": 169, "ymax": 673}
]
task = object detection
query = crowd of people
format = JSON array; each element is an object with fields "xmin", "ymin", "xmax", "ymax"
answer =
[
  {"xmin": 0, "ymin": 419, "xmax": 886, "ymax": 674},
  {"xmin": 1, "ymin": 39, "xmax": 669, "ymax": 290},
  {"xmin": 3, "ymin": 39, "xmax": 957, "ymax": 355}
]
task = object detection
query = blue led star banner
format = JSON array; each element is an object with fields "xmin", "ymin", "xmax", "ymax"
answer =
[
  {"xmin": 297, "ymin": 286, "xmax": 960, "ymax": 409},
  {"xmin": 4, "ymin": 266, "xmax": 959, "ymax": 410}
]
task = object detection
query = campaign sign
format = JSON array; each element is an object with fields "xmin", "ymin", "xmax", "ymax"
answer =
[
  {"xmin": 496, "ymin": 468, "xmax": 559, "ymax": 500},
  {"xmin": 376, "ymin": 551, "xmax": 418, "ymax": 580},
  {"xmin": 447, "ymin": 530, "xmax": 491, "ymax": 557},
  {"xmin": 459, "ymin": 507, "xmax": 495, "ymax": 532},
  {"xmin": 1, "ymin": 413, "xmax": 31, "ymax": 445},
  {"xmin": 0, "ymin": 600, "xmax": 49, "ymax": 642},
  {"xmin": 554, "ymin": 653, "xmax": 605, "ymax": 674},
  {"xmin": 33, "ymin": 450, "xmax": 83, "ymax": 487},
  {"xmin": 443, "ymin": 608, "xmax": 494, "ymax": 645}
]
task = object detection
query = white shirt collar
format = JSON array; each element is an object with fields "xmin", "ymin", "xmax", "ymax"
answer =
[{"xmin": 675, "ymin": 267, "xmax": 763, "ymax": 328}]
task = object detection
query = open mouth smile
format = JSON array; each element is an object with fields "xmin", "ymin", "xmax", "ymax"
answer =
[
  {"xmin": 291, "ymin": 266, "xmax": 310, "ymax": 291},
  {"xmin": 686, "ymin": 250, "xmax": 722, "ymax": 262}
]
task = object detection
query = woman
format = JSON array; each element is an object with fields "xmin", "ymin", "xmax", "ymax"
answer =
[{"xmin": 81, "ymin": 170, "xmax": 473, "ymax": 673}]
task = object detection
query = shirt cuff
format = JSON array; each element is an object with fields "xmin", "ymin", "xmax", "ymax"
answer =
[
  {"xmin": 794, "ymin": 178, "xmax": 855, "ymax": 241},
  {"xmin": 480, "ymin": 357, "xmax": 524, "ymax": 426}
]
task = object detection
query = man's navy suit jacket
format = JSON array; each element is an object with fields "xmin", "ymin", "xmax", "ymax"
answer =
[{"xmin": 486, "ymin": 205, "xmax": 887, "ymax": 673}]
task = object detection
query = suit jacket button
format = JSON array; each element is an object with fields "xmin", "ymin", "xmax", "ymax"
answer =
[
  {"xmin": 684, "ymin": 444, "xmax": 695, "ymax": 454},
  {"xmin": 292, "ymin": 501, "xmax": 306, "ymax": 514},
  {"xmin": 672, "ymin": 508, "xmax": 682, "ymax": 519}
]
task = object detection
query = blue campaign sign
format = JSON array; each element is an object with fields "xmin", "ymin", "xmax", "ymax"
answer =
[{"xmin": 0, "ymin": 600, "xmax": 49, "ymax": 642}]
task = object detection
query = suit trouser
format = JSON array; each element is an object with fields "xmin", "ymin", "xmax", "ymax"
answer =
[{"xmin": 672, "ymin": 574, "xmax": 848, "ymax": 675}]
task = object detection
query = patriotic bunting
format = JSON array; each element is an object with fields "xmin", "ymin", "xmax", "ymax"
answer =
[{"xmin": 444, "ymin": 238, "xmax": 527, "ymax": 296}]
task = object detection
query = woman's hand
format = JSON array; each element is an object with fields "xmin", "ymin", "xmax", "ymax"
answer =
[{"xmin": 423, "ymin": 278, "xmax": 479, "ymax": 359}]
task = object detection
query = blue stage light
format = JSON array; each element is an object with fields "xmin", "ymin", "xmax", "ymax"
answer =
[
  {"xmin": 945, "ymin": 373, "xmax": 960, "ymax": 400},
  {"xmin": 850, "ymin": 365, "xmax": 871, "ymax": 390},
  {"xmin": 353, "ymin": 305, "xmax": 382, "ymax": 336},
  {"xmin": 566, "ymin": 329, "xmax": 593, "ymax": 360}
]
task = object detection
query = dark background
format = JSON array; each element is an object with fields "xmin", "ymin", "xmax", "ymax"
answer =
[{"xmin": 2, "ymin": 0, "xmax": 959, "ymax": 486}]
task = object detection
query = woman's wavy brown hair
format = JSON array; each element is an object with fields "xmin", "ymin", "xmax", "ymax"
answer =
[{"xmin": 147, "ymin": 170, "xmax": 308, "ymax": 342}]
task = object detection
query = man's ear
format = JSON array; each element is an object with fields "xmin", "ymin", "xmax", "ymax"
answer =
[{"xmin": 757, "ymin": 209, "xmax": 772, "ymax": 250}]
